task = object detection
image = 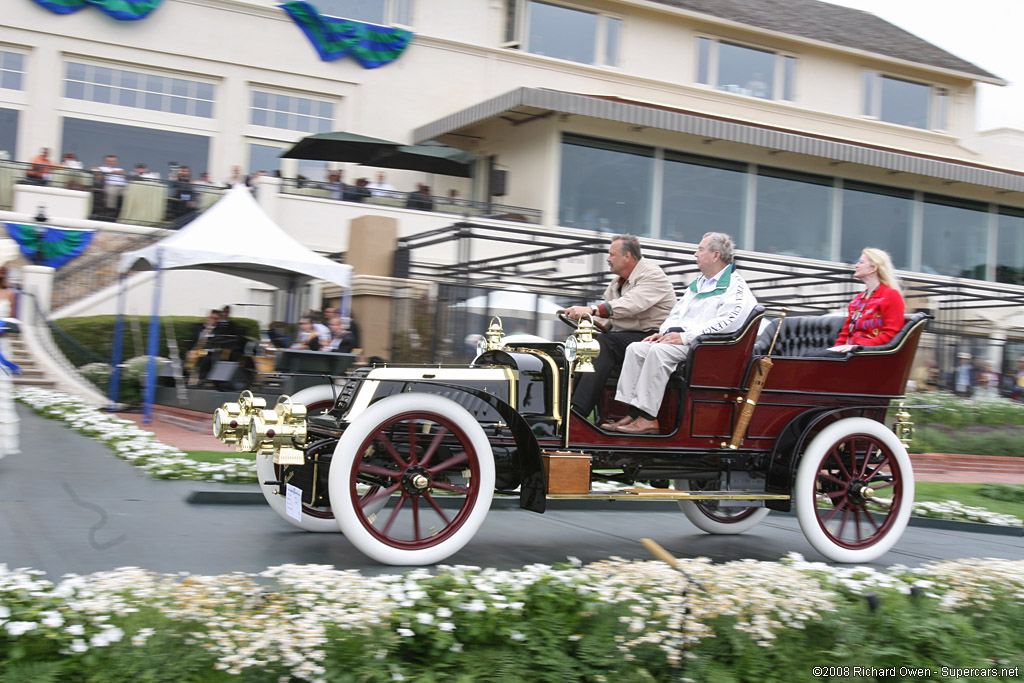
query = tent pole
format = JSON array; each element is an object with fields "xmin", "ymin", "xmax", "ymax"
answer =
[
  {"xmin": 142, "ymin": 249, "xmax": 164, "ymax": 424},
  {"xmin": 108, "ymin": 272, "xmax": 128, "ymax": 409}
]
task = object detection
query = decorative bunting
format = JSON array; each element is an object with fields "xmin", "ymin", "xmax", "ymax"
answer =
[
  {"xmin": 30, "ymin": 0, "xmax": 163, "ymax": 21},
  {"xmin": 4, "ymin": 223, "xmax": 96, "ymax": 270},
  {"xmin": 280, "ymin": 1, "xmax": 413, "ymax": 68}
]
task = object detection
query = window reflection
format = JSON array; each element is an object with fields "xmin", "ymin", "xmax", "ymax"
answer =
[
  {"xmin": 248, "ymin": 143, "xmax": 282, "ymax": 176},
  {"xmin": 528, "ymin": 1, "xmax": 598, "ymax": 64},
  {"xmin": 314, "ymin": 0, "xmax": 386, "ymax": 23},
  {"xmin": 754, "ymin": 168, "xmax": 832, "ymax": 260},
  {"xmin": 559, "ymin": 134, "xmax": 653, "ymax": 236},
  {"xmin": 717, "ymin": 42, "xmax": 774, "ymax": 98},
  {"xmin": 921, "ymin": 196, "xmax": 988, "ymax": 279},
  {"xmin": 997, "ymin": 209, "xmax": 1024, "ymax": 285},
  {"xmin": 661, "ymin": 152, "xmax": 746, "ymax": 245},
  {"xmin": 61, "ymin": 117, "xmax": 210, "ymax": 178},
  {"xmin": 880, "ymin": 76, "xmax": 930, "ymax": 129},
  {"xmin": 841, "ymin": 182, "xmax": 912, "ymax": 269},
  {"xmin": 0, "ymin": 108, "xmax": 17, "ymax": 158}
]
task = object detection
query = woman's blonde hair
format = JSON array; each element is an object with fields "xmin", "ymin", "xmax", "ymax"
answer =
[{"xmin": 862, "ymin": 247, "xmax": 901, "ymax": 294}]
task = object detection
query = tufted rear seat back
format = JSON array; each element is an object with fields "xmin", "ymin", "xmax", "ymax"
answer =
[
  {"xmin": 753, "ymin": 312, "xmax": 929, "ymax": 357},
  {"xmin": 752, "ymin": 315, "xmax": 845, "ymax": 357}
]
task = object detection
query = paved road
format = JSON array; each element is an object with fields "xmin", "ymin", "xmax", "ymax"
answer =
[{"xmin": 2, "ymin": 406, "xmax": 1021, "ymax": 580}]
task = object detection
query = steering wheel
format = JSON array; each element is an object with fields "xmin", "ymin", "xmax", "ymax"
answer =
[{"xmin": 557, "ymin": 309, "xmax": 610, "ymax": 334}]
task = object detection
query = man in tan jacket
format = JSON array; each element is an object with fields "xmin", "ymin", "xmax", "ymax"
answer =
[{"xmin": 564, "ymin": 234, "xmax": 676, "ymax": 421}]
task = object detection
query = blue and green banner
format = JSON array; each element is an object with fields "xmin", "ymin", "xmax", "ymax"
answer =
[
  {"xmin": 5, "ymin": 223, "xmax": 95, "ymax": 270},
  {"xmin": 280, "ymin": 1, "xmax": 413, "ymax": 68},
  {"xmin": 30, "ymin": 0, "xmax": 163, "ymax": 21}
]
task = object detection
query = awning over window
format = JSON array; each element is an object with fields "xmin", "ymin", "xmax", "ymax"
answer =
[{"xmin": 413, "ymin": 87, "xmax": 1024, "ymax": 194}]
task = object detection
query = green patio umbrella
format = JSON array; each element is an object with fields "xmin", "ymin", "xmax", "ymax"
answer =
[
  {"xmin": 282, "ymin": 134, "xmax": 475, "ymax": 177},
  {"xmin": 280, "ymin": 131, "xmax": 402, "ymax": 164}
]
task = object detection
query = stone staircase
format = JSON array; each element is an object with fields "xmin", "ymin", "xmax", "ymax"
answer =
[
  {"xmin": 6, "ymin": 336, "xmax": 57, "ymax": 389},
  {"xmin": 909, "ymin": 452, "xmax": 1024, "ymax": 477}
]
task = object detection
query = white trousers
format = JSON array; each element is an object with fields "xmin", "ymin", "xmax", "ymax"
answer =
[{"xmin": 614, "ymin": 341, "xmax": 690, "ymax": 418}]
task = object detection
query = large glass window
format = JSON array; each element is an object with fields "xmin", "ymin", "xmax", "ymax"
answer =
[
  {"xmin": 313, "ymin": 0, "xmax": 411, "ymax": 24},
  {"xmin": 697, "ymin": 38, "xmax": 795, "ymax": 101},
  {"xmin": 61, "ymin": 117, "xmax": 210, "ymax": 178},
  {"xmin": 250, "ymin": 91, "xmax": 334, "ymax": 134},
  {"xmin": 559, "ymin": 134, "xmax": 653, "ymax": 236},
  {"xmin": 997, "ymin": 208, "xmax": 1024, "ymax": 285},
  {"xmin": 661, "ymin": 152, "xmax": 746, "ymax": 245},
  {"xmin": 0, "ymin": 108, "xmax": 17, "ymax": 158},
  {"xmin": 64, "ymin": 62, "xmax": 215, "ymax": 118},
  {"xmin": 1, "ymin": 51, "xmax": 24, "ymax": 91},
  {"xmin": 248, "ymin": 143, "xmax": 283, "ymax": 176},
  {"xmin": 840, "ymin": 182, "xmax": 913, "ymax": 270},
  {"xmin": 510, "ymin": 1, "xmax": 621, "ymax": 66},
  {"xmin": 863, "ymin": 73, "xmax": 945, "ymax": 130},
  {"xmin": 754, "ymin": 168, "xmax": 833, "ymax": 260},
  {"xmin": 921, "ymin": 196, "xmax": 988, "ymax": 279}
]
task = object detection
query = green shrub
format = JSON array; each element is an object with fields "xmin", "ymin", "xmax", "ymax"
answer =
[
  {"xmin": 52, "ymin": 315, "xmax": 260, "ymax": 368},
  {"xmin": 979, "ymin": 484, "xmax": 1024, "ymax": 504}
]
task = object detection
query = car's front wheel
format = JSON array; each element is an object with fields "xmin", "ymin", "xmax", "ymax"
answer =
[{"xmin": 329, "ymin": 393, "xmax": 495, "ymax": 565}]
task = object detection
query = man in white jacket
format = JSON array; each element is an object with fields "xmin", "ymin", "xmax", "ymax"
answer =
[{"xmin": 610, "ymin": 232, "xmax": 757, "ymax": 434}]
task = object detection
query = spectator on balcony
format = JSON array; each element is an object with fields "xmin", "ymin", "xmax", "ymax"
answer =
[
  {"xmin": 326, "ymin": 171, "xmax": 348, "ymax": 200},
  {"xmin": 170, "ymin": 165, "xmax": 197, "ymax": 220},
  {"xmin": 227, "ymin": 165, "xmax": 245, "ymax": 187},
  {"xmin": 406, "ymin": 183, "xmax": 433, "ymax": 211},
  {"xmin": 367, "ymin": 171, "xmax": 397, "ymax": 198},
  {"xmin": 92, "ymin": 155, "xmax": 126, "ymax": 215},
  {"xmin": 26, "ymin": 147, "xmax": 54, "ymax": 184},
  {"xmin": 60, "ymin": 152, "xmax": 83, "ymax": 170},
  {"xmin": 132, "ymin": 163, "xmax": 160, "ymax": 180},
  {"xmin": 194, "ymin": 172, "xmax": 220, "ymax": 187},
  {"xmin": 347, "ymin": 177, "xmax": 371, "ymax": 202}
]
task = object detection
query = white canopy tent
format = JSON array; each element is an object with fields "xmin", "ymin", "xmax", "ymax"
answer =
[
  {"xmin": 119, "ymin": 184, "xmax": 352, "ymax": 289},
  {"xmin": 113, "ymin": 185, "xmax": 353, "ymax": 419}
]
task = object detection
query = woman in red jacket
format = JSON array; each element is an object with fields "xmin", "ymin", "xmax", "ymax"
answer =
[{"xmin": 829, "ymin": 247, "xmax": 905, "ymax": 352}]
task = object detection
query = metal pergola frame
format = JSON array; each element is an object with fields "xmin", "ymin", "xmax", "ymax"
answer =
[{"xmin": 396, "ymin": 222, "xmax": 1024, "ymax": 333}]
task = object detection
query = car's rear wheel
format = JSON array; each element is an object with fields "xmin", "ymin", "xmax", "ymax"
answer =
[
  {"xmin": 330, "ymin": 393, "xmax": 494, "ymax": 565},
  {"xmin": 795, "ymin": 417, "xmax": 914, "ymax": 563},
  {"xmin": 673, "ymin": 479, "xmax": 770, "ymax": 534}
]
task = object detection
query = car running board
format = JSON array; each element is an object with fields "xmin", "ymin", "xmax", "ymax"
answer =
[{"xmin": 545, "ymin": 489, "xmax": 790, "ymax": 501}]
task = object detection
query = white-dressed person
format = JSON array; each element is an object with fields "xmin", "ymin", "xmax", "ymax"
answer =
[
  {"xmin": 610, "ymin": 232, "xmax": 757, "ymax": 434},
  {"xmin": 0, "ymin": 238, "xmax": 21, "ymax": 458}
]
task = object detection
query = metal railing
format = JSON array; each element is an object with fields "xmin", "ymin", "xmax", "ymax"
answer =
[
  {"xmin": 52, "ymin": 230, "xmax": 171, "ymax": 311},
  {"xmin": 18, "ymin": 289, "xmax": 111, "ymax": 403},
  {"xmin": 0, "ymin": 159, "xmax": 226, "ymax": 227},
  {"xmin": 279, "ymin": 177, "xmax": 543, "ymax": 224}
]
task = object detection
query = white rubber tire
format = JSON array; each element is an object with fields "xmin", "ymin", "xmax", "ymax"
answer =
[
  {"xmin": 795, "ymin": 417, "xmax": 914, "ymax": 563},
  {"xmin": 256, "ymin": 384, "xmax": 341, "ymax": 532},
  {"xmin": 330, "ymin": 393, "xmax": 495, "ymax": 566},
  {"xmin": 673, "ymin": 479, "xmax": 770, "ymax": 534}
]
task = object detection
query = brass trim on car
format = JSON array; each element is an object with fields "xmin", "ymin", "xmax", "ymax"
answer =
[{"xmin": 505, "ymin": 347, "xmax": 562, "ymax": 427}]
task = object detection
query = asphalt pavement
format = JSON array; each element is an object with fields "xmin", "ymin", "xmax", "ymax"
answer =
[{"xmin": 1, "ymin": 406, "xmax": 1021, "ymax": 581}]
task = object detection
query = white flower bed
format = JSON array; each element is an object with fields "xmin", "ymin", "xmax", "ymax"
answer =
[
  {"xmin": 0, "ymin": 555, "xmax": 1021, "ymax": 681},
  {"xmin": 14, "ymin": 387, "xmax": 256, "ymax": 484}
]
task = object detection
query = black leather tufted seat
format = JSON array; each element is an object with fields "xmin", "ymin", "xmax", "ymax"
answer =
[
  {"xmin": 753, "ymin": 315, "xmax": 845, "ymax": 357},
  {"xmin": 753, "ymin": 312, "xmax": 930, "ymax": 357}
]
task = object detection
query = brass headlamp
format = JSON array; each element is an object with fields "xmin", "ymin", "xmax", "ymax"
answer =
[
  {"xmin": 249, "ymin": 395, "xmax": 309, "ymax": 462},
  {"xmin": 892, "ymin": 402, "xmax": 915, "ymax": 446},
  {"xmin": 482, "ymin": 316, "xmax": 505, "ymax": 352},
  {"xmin": 566, "ymin": 315, "xmax": 601, "ymax": 373},
  {"xmin": 213, "ymin": 390, "xmax": 265, "ymax": 448}
]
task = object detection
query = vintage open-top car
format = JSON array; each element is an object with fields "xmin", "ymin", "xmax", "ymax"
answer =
[{"xmin": 213, "ymin": 306, "xmax": 929, "ymax": 566}]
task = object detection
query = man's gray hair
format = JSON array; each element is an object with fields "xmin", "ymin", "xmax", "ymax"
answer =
[
  {"xmin": 612, "ymin": 234, "xmax": 642, "ymax": 261},
  {"xmin": 703, "ymin": 232, "xmax": 735, "ymax": 264}
]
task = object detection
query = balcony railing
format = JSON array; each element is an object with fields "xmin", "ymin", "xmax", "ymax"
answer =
[
  {"xmin": 279, "ymin": 177, "xmax": 543, "ymax": 224},
  {"xmin": 0, "ymin": 159, "xmax": 226, "ymax": 227}
]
